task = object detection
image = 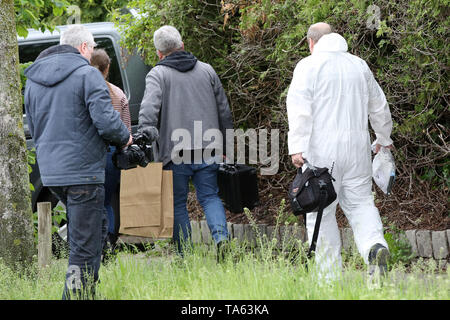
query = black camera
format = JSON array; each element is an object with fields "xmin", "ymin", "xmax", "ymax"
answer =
[{"xmin": 112, "ymin": 132, "xmax": 154, "ymax": 170}]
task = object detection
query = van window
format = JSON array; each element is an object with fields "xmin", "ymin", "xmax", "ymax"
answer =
[{"xmin": 19, "ymin": 37, "xmax": 124, "ymax": 91}]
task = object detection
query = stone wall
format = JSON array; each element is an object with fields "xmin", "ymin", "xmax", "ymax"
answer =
[
  {"xmin": 120, "ymin": 220, "xmax": 450, "ymax": 265},
  {"xmin": 189, "ymin": 220, "xmax": 450, "ymax": 262}
]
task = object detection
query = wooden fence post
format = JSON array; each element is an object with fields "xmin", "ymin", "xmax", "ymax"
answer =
[{"xmin": 37, "ymin": 202, "xmax": 52, "ymax": 268}]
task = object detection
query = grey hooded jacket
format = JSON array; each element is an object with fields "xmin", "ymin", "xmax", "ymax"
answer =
[
  {"xmin": 138, "ymin": 51, "xmax": 233, "ymax": 166},
  {"xmin": 24, "ymin": 45, "xmax": 130, "ymax": 186}
]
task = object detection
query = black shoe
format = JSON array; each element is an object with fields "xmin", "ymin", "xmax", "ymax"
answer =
[
  {"xmin": 216, "ymin": 240, "xmax": 231, "ymax": 263},
  {"xmin": 108, "ymin": 233, "xmax": 119, "ymax": 248},
  {"xmin": 368, "ymin": 243, "xmax": 389, "ymax": 277},
  {"xmin": 101, "ymin": 234, "xmax": 118, "ymax": 265}
]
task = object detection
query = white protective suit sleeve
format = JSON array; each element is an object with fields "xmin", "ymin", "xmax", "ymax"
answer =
[
  {"xmin": 286, "ymin": 59, "xmax": 314, "ymax": 155},
  {"xmin": 363, "ymin": 62, "xmax": 393, "ymax": 146}
]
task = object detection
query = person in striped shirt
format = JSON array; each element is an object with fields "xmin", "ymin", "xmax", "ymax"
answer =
[{"xmin": 91, "ymin": 48, "xmax": 131, "ymax": 258}]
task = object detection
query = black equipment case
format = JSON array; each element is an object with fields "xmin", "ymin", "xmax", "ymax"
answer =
[{"xmin": 217, "ymin": 164, "xmax": 259, "ymax": 213}]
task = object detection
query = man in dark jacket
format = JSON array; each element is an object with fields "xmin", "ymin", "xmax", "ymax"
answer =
[
  {"xmin": 24, "ymin": 24, "xmax": 132, "ymax": 299},
  {"xmin": 139, "ymin": 25, "xmax": 233, "ymax": 257}
]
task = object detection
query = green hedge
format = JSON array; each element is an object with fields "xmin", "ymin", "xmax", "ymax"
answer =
[{"xmin": 114, "ymin": 0, "xmax": 449, "ymax": 200}]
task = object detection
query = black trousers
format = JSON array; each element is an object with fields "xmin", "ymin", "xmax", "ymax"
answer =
[{"xmin": 49, "ymin": 184, "xmax": 107, "ymax": 300}]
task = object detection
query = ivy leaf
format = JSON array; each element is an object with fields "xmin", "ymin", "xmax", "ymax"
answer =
[{"xmin": 16, "ymin": 25, "xmax": 29, "ymax": 38}]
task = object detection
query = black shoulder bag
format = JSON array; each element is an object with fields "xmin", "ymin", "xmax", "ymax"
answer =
[{"xmin": 288, "ymin": 160, "xmax": 337, "ymax": 259}]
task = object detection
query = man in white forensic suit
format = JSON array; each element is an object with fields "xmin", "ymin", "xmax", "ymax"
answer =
[{"xmin": 286, "ymin": 22, "xmax": 394, "ymax": 281}]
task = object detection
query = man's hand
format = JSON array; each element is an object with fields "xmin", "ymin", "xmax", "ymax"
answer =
[
  {"xmin": 374, "ymin": 144, "xmax": 393, "ymax": 154},
  {"xmin": 291, "ymin": 153, "xmax": 304, "ymax": 168},
  {"xmin": 123, "ymin": 134, "xmax": 133, "ymax": 149}
]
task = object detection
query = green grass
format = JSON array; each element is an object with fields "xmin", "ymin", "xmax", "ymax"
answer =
[{"xmin": 0, "ymin": 239, "xmax": 448, "ymax": 300}]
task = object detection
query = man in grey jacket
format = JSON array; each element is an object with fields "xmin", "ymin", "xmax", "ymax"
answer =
[
  {"xmin": 139, "ymin": 25, "xmax": 233, "ymax": 256},
  {"xmin": 24, "ymin": 25, "xmax": 132, "ymax": 299}
]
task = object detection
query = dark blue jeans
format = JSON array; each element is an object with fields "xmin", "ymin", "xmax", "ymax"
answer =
[
  {"xmin": 49, "ymin": 184, "xmax": 107, "ymax": 300},
  {"xmin": 105, "ymin": 146, "xmax": 120, "ymax": 236},
  {"xmin": 163, "ymin": 162, "xmax": 229, "ymax": 254}
]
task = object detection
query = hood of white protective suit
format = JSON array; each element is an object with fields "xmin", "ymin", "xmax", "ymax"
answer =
[{"xmin": 313, "ymin": 32, "xmax": 348, "ymax": 53}]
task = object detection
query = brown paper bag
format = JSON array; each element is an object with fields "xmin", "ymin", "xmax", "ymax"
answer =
[
  {"xmin": 119, "ymin": 163, "xmax": 173, "ymax": 239},
  {"xmin": 159, "ymin": 169, "xmax": 174, "ymax": 238}
]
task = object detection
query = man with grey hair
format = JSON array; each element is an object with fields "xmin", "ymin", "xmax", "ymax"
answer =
[
  {"xmin": 25, "ymin": 24, "xmax": 132, "ymax": 299},
  {"xmin": 139, "ymin": 25, "xmax": 233, "ymax": 259},
  {"xmin": 153, "ymin": 25, "xmax": 183, "ymax": 57},
  {"xmin": 306, "ymin": 22, "xmax": 332, "ymax": 50},
  {"xmin": 59, "ymin": 24, "xmax": 97, "ymax": 61},
  {"xmin": 286, "ymin": 22, "xmax": 393, "ymax": 282}
]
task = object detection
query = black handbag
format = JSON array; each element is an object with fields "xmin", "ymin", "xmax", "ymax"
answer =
[{"xmin": 288, "ymin": 160, "xmax": 336, "ymax": 258}]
